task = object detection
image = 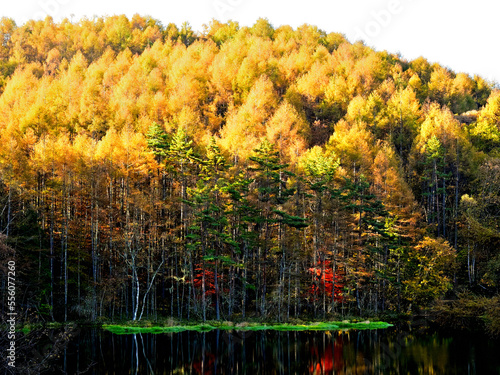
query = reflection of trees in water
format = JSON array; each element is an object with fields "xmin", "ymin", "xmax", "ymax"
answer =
[
  {"xmin": 0, "ymin": 325, "xmax": 94, "ymax": 375},
  {"xmin": 309, "ymin": 334, "xmax": 344, "ymax": 374},
  {"xmin": 178, "ymin": 330, "xmax": 376, "ymax": 374},
  {"xmin": 8, "ymin": 327, "xmax": 494, "ymax": 374},
  {"xmin": 135, "ymin": 329, "xmax": 455, "ymax": 374}
]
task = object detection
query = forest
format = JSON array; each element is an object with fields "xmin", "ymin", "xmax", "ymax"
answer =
[{"xmin": 0, "ymin": 15, "xmax": 499, "ymax": 332}]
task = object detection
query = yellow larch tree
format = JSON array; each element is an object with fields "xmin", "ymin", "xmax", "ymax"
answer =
[
  {"xmin": 326, "ymin": 119, "xmax": 377, "ymax": 176},
  {"xmin": 266, "ymin": 100, "xmax": 310, "ymax": 164},
  {"xmin": 219, "ymin": 74, "xmax": 278, "ymax": 161}
]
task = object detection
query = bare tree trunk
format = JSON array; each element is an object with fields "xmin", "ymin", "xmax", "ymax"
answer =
[
  {"xmin": 139, "ymin": 258, "xmax": 164, "ymax": 321},
  {"xmin": 242, "ymin": 244, "xmax": 247, "ymax": 319},
  {"xmin": 131, "ymin": 253, "xmax": 140, "ymax": 321},
  {"xmin": 442, "ymin": 172, "xmax": 446, "ymax": 238},
  {"xmin": 6, "ymin": 185, "xmax": 11, "ymax": 237},
  {"xmin": 202, "ymin": 259, "xmax": 206, "ymax": 322},
  {"xmin": 50, "ymin": 188, "xmax": 55, "ymax": 321},
  {"xmin": 214, "ymin": 260, "xmax": 220, "ymax": 321}
]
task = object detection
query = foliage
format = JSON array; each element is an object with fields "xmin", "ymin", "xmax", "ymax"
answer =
[
  {"xmin": 0, "ymin": 16, "xmax": 498, "ymax": 326},
  {"xmin": 434, "ymin": 293, "xmax": 500, "ymax": 337}
]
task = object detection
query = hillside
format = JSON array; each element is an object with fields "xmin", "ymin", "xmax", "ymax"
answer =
[{"xmin": 0, "ymin": 16, "xmax": 499, "ymax": 328}]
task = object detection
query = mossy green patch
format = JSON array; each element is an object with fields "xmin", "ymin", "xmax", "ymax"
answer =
[
  {"xmin": 103, "ymin": 321, "xmax": 392, "ymax": 335},
  {"xmin": 103, "ymin": 324, "xmax": 214, "ymax": 334}
]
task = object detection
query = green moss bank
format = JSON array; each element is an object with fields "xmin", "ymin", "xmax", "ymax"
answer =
[{"xmin": 103, "ymin": 320, "xmax": 392, "ymax": 335}]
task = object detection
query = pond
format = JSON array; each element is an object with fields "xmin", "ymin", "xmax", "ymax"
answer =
[{"xmin": 13, "ymin": 324, "xmax": 500, "ymax": 374}]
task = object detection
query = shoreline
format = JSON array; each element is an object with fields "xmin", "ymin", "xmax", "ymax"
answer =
[{"xmin": 102, "ymin": 320, "xmax": 393, "ymax": 334}]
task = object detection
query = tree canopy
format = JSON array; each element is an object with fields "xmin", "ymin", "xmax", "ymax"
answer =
[{"xmin": 0, "ymin": 15, "xmax": 499, "ymax": 323}]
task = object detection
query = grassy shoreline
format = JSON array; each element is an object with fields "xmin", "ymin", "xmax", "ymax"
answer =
[{"xmin": 102, "ymin": 320, "xmax": 393, "ymax": 334}]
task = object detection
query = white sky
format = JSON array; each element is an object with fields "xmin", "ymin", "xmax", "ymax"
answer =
[{"xmin": 2, "ymin": 0, "xmax": 499, "ymax": 83}]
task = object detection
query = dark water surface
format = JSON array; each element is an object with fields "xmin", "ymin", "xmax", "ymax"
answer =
[{"xmin": 18, "ymin": 325, "xmax": 500, "ymax": 374}]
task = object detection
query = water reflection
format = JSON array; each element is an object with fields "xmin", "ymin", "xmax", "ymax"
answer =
[{"xmin": 30, "ymin": 326, "xmax": 500, "ymax": 374}]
